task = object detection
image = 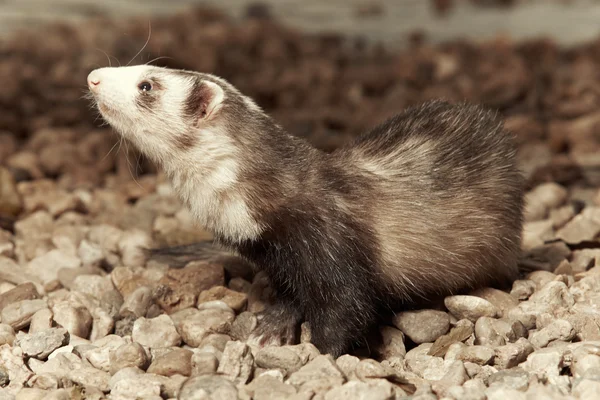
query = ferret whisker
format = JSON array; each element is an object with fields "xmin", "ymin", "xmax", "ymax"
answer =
[
  {"xmin": 145, "ymin": 56, "xmax": 173, "ymax": 66},
  {"xmin": 123, "ymin": 139, "xmax": 143, "ymax": 188},
  {"xmin": 126, "ymin": 21, "xmax": 151, "ymax": 67},
  {"xmin": 135, "ymin": 150, "xmax": 143, "ymax": 176},
  {"xmin": 95, "ymin": 48, "xmax": 112, "ymax": 67},
  {"xmin": 101, "ymin": 138, "xmax": 121, "ymax": 162}
]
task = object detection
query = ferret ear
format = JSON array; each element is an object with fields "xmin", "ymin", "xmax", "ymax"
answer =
[{"xmin": 190, "ymin": 80, "xmax": 225, "ymax": 125}]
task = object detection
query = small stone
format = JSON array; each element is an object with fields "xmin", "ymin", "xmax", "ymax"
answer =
[
  {"xmin": 230, "ymin": 311, "xmax": 257, "ymax": 341},
  {"xmin": 0, "ymin": 167, "xmax": 23, "ymax": 216},
  {"xmin": 256, "ymin": 346, "xmax": 304, "ymax": 376},
  {"xmin": 1, "ymin": 299, "xmax": 48, "ymax": 330},
  {"xmin": 474, "ymin": 317, "xmax": 516, "ymax": 347},
  {"xmin": 494, "ymin": 338, "xmax": 535, "ymax": 369},
  {"xmin": 573, "ymin": 379, "xmax": 600, "ymax": 400},
  {"xmin": 67, "ymin": 365, "xmax": 111, "ymax": 392},
  {"xmin": 198, "ymin": 286, "xmax": 248, "ymax": 312},
  {"xmin": 119, "ymin": 285, "xmax": 153, "ymax": 319},
  {"xmin": 431, "ymin": 361, "xmax": 469, "ymax": 397},
  {"xmin": 118, "ymin": 229, "xmax": 153, "ymax": 267},
  {"xmin": 570, "ymin": 343, "xmax": 600, "ymax": 378},
  {"xmin": 529, "ymin": 319, "xmax": 576, "ymax": 348},
  {"xmin": 527, "ymin": 270, "xmax": 557, "ymax": 289},
  {"xmin": 508, "ymin": 281, "xmax": 574, "ymax": 329},
  {"xmin": 132, "ymin": 314, "xmax": 181, "ymax": 348},
  {"xmin": 524, "ymin": 183, "xmax": 568, "ymax": 222},
  {"xmin": 25, "ymin": 249, "xmax": 81, "ymax": 285},
  {"xmin": 335, "ymin": 354, "xmax": 360, "ymax": 379},
  {"xmin": 145, "ymin": 347, "xmax": 192, "ymax": 377},
  {"xmin": 522, "ymin": 219, "xmax": 554, "ymax": 250},
  {"xmin": 109, "ymin": 341, "xmax": 149, "ymax": 375},
  {"xmin": 521, "ymin": 347, "xmax": 564, "ymax": 380},
  {"xmin": 324, "ymin": 380, "xmax": 395, "ymax": 400},
  {"xmin": 429, "ymin": 320, "xmax": 474, "ymax": 357},
  {"xmin": 470, "ymin": 288, "xmax": 519, "ymax": 317},
  {"xmin": 245, "ymin": 374, "xmax": 297, "ymax": 400},
  {"xmin": 216, "ymin": 340, "xmax": 254, "ymax": 385},
  {"xmin": 486, "ymin": 386, "xmax": 526, "ymax": 400},
  {"xmin": 0, "ymin": 324, "xmax": 15, "ymax": 345},
  {"xmin": 154, "ymin": 261, "xmax": 225, "ymax": 314},
  {"xmin": 84, "ymin": 334, "xmax": 127, "ymax": 372},
  {"xmin": 191, "ymin": 351, "xmax": 219, "ymax": 376},
  {"xmin": 179, "ymin": 376, "xmax": 238, "ymax": 400},
  {"xmin": 457, "ymin": 345, "xmax": 495, "ymax": 365},
  {"xmin": 175, "ymin": 307, "xmax": 235, "ymax": 347},
  {"xmin": 15, "ymin": 328, "xmax": 69, "ymax": 359},
  {"xmin": 376, "ymin": 325, "xmax": 406, "ymax": 359},
  {"xmin": 393, "ymin": 309, "xmax": 450, "ymax": 344},
  {"xmin": 287, "ymin": 355, "xmax": 345, "ymax": 393},
  {"xmin": 556, "ymin": 206, "xmax": 600, "ymax": 244},
  {"xmin": 488, "ymin": 368, "xmax": 530, "ymax": 391},
  {"xmin": 354, "ymin": 359, "xmax": 392, "ymax": 380},
  {"xmin": 52, "ymin": 301, "xmax": 92, "ymax": 338},
  {"xmin": 444, "ymin": 296, "xmax": 500, "ymax": 322},
  {"xmin": 29, "ymin": 308, "xmax": 54, "ymax": 333},
  {"xmin": 510, "ymin": 280, "xmax": 536, "ymax": 300},
  {"xmin": 0, "ymin": 282, "xmax": 40, "ymax": 312},
  {"xmin": 77, "ymin": 239, "xmax": 104, "ymax": 267},
  {"xmin": 199, "ymin": 333, "xmax": 231, "ymax": 353}
]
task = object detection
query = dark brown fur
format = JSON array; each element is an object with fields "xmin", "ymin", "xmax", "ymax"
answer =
[{"xmin": 153, "ymin": 92, "xmax": 524, "ymax": 357}]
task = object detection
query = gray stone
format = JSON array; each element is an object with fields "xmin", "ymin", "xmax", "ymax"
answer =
[
  {"xmin": 28, "ymin": 308, "xmax": 53, "ymax": 334},
  {"xmin": 132, "ymin": 314, "xmax": 181, "ymax": 348},
  {"xmin": 216, "ymin": 340, "xmax": 254, "ymax": 385},
  {"xmin": 376, "ymin": 325, "xmax": 406, "ymax": 359},
  {"xmin": 109, "ymin": 341, "xmax": 149, "ymax": 375},
  {"xmin": 488, "ymin": 368, "xmax": 530, "ymax": 391},
  {"xmin": 474, "ymin": 317, "xmax": 516, "ymax": 347},
  {"xmin": 457, "ymin": 345, "xmax": 495, "ymax": 365},
  {"xmin": 15, "ymin": 328, "xmax": 69, "ymax": 359},
  {"xmin": 494, "ymin": 338, "xmax": 534, "ymax": 369},
  {"xmin": 256, "ymin": 346, "xmax": 303, "ymax": 376},
  {"xmin": 1, "ymin": 299, "xmax": 48, "ymax": 330},
  {"xmin": 192, "ymin": 351, "xmax": 219, "ymax": 376},
  {"xmin": 392, "ymin": 309, "xmax": 450, "ymax": 344},
  {"xmin": 444, "ymin": 296, "xmax": 500, "ymax": 322},
  {"xmin": 324, "ymin": 380, "xmax": 395, "ymax": 400},
  {"xmin": 179, "ymin": 375, "xmax": 238, "ymax": 400},
  {"xmin": 230, "ymin": 311, "xmax": 257, "ymax": 341},
  {"xmin": 174, "ymin": 307, "xmax": 235, "ymax": 347},
  {"xmin": 147, "ymin": 347, "xmax": 193, "ymax": 377},
  {"xmin": 51, "ymin": 301, "xmax": 92, "ymax": 339},
  {"xmin": 287, "ymin": 355, "xmax": 345, "ymax": 391},
  {"xmin": 529, "ymin": 319, "xmax": 576, "ymax": 348},
  {"xmin": 510, "ymin": 280, "xmax": 536, "ymax": 301},
  {"xmin": 0, "ymin": 324, "xmax": 15, "ymax": 346}
]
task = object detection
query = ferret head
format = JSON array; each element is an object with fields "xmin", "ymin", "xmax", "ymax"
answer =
[
  {"xmin": 86, "ymin": 65, "xmax": 262, "ymax": 167},
  {"xmin": 87, "ymin": 65, "xmax": 277, "ymax": 242}
]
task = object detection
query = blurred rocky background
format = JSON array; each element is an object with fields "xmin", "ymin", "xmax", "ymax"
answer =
[{"xmin": 2, "ymin": 1, "xmax": 600, "ymax": 399}]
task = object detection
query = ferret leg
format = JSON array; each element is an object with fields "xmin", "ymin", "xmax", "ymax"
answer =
[
  {"xmin": 306, "ymin": 292, "xmax": 376, "ymax": 358},
  {"xmin": 254, "ymin": 299, "xmax": 303, "ymax": 346}
]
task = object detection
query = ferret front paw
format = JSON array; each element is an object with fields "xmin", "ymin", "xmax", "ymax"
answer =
[{"xmin": 251, "ymin": 303, "xmax": 303, "ymax": 347}]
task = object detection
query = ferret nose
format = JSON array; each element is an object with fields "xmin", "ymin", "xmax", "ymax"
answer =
[{"xmin": 87, "ymin": 71, "xmax": 101, "ymax": 90}]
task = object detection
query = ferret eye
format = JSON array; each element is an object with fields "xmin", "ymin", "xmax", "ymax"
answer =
[{"xmin": 138, "ymin": 81, "xmax": 152, "ymax": 92}]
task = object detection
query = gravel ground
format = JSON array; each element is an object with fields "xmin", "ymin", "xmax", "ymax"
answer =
[{"xmin": 2, "ymin": 4, "xmax": 600, "ymax": 400}]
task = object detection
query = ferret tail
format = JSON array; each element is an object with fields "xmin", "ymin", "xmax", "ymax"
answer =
[
  {"xmin": 144, "ymin": 241, "xmax": 255, "ymax": 280},
  {"xmin": 145, "ymin": 241, "xmax": 232, "ymax": 268}
]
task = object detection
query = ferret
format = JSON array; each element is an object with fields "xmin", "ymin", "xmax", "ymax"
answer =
[{"xmin": 87, "ymin": 65, "xmax": 524, "ymax": 357}]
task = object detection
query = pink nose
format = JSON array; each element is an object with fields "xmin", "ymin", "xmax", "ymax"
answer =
[
  {"xmin": 88, "ymin": 79, "xmax": 100, "ymax": 89},
  {"xmin": 87, "ymin": 71, "xmax": 101, "ymax": 90}
]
